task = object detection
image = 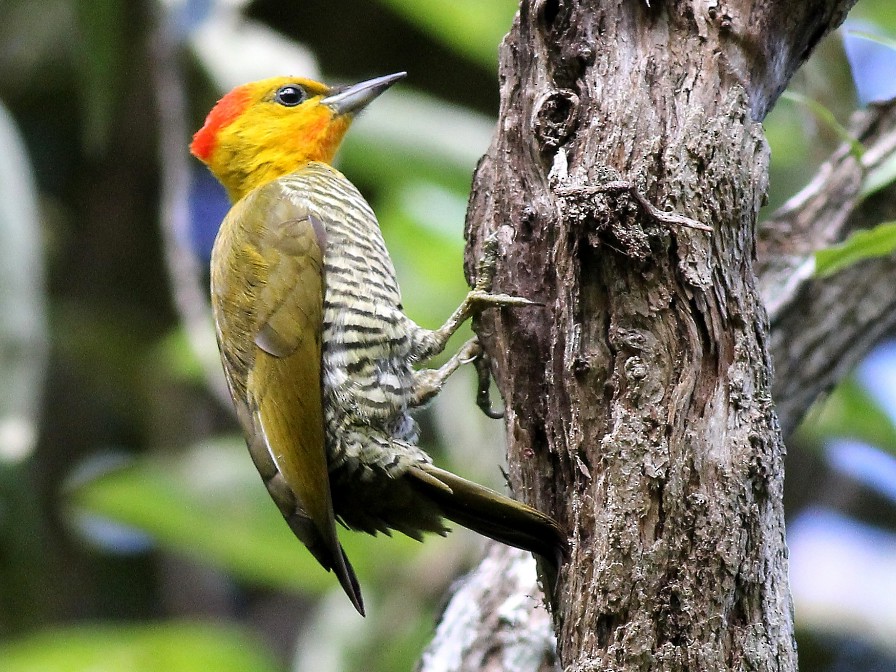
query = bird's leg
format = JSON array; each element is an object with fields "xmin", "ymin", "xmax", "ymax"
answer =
[
  {"xmin": 409, "ymin": 338, "xmax": 481, "ymax": 408},
  {"xmin": 407, "ymin": 233, "xmax": 533, "ymax": 410},
  {"xmin": 409, "ymin": 233, "xmax": 535, "ymax": 363}
]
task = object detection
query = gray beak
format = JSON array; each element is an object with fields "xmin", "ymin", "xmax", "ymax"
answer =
[{"xmin": 321, "ymin": 72, "xmax": 406, "ymax": 115}]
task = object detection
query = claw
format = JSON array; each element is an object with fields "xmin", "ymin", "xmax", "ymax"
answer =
[
  {"xmin": 484, "ymin": 293, "xmax": 537, "ymax": 307},
  {"xmin": 470, "ymin": 234, "xmax": 540, "ymax": 311},
  {"xmin": 468, "ymin": 290, "xmax": 539, "ymax": 311},
  {"xmin": 457, "ymin": 338, "xmax": 482, "ymax": 365},
  {"xmin": 473, "ymin": 232, "xmax": 501, "ymax": 293},
  {"xmin": 474, "ymin": 350, "xmax": 504, "ymax": 419}
]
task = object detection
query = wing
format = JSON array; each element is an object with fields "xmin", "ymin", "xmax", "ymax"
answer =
[{"xmin": 210, "ymin": 184, "xmax": 363, "ymax": 614}]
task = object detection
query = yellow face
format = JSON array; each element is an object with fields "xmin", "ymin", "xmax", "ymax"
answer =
[{"xmin": 191, "ymin": 77, "xmax": 352, "ymax": 202}]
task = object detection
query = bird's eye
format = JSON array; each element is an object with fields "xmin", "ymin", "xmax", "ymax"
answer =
[{"xmin": 274, "ymin": 85, "xmax": 306, "ymax": 107}]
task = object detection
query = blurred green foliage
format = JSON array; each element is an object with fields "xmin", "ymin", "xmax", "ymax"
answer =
[
  {"xmin": 779, "ymin": 91, "xmax": 865, "ymax": 159},
  {"xmin": 798, "ymin": 378, "xmax": 896, "ymax": 454},
  {"xmin": 67, "ymin": 437, "xmax": 422, "ymax": 594},
  {"xmin": 75, "ymin": 0, "xmax": 126, "ymax": 154},
  {"xmin": 0, "ymin": 622, "xmax": 280, "ymax": 672},
  {"xmin": 815, "ymin": 222, "xmax": 896, "ymax": 278},
  {"xmin": 375, "ymin": 0, "xmax": 518, "ymax": 69},
  {"xmin": 1, "ymin": 0, "xmax": 896, "ymax": 671}
]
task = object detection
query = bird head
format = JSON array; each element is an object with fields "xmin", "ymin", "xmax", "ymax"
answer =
[{"xmin": 191, "ymin": 72, "xmax": 406, "ymax": 202}]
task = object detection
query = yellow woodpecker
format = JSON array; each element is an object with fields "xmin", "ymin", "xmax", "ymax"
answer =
[{"xmin": 191, "ymin": 73, "xmax": 565, "ymax": 615}]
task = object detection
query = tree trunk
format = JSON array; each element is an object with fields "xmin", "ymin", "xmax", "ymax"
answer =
[{"xmin": 450, "ymin": 1, "xmax": 858, "ymax": 670}]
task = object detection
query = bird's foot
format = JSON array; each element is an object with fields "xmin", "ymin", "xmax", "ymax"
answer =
[
  {"xmin": 474, "ymin": 348, "xmax": 504, "ymax": 419},
  {"xmin": 457, "ymin": 338, "xmax": 482, "ymax": 364},
  {"xmin": 473, "ymin": 232, "xmax": 501, "ymax": 292},
  {"xmin": 465, "ymin": 289, "xmax": 537, "ymax": 311},
  {"xmin": 468, "ymin": 232, "xmax": 538, "ymax": 310}
]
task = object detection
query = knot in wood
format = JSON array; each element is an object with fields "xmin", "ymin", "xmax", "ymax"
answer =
[
  {"xmin": 536, "ymin": 0, "xmax": 563, "ymax": 29},
  {"xmin": 624, "ymin": 356, "xmax": 648, "ymax": 381},
  {"xmin": 553, "ymin": 172, "xmax": 710, "ymax": 260},
  {"xmin": 611, "ymin": 327, "xmax": 648, "ymax": 353},
  {"xmin": 533, "ymin": 89, "xmax": 579, "ymax": 153}
]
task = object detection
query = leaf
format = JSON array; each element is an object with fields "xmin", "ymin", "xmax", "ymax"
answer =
[
  {"xmin": 814, "ymin": 221, "xmax": 896, "ymax": 278},
  {"xmin": 842, "ymin": 20, "xmax": 896, "ymax": 106},
  {"xmin": 781, "ymin": 91, "xmax": 865, "ymax": 160},
  {"xmin": 0, "ymin": 101, "xmax": 50, "ymax": 629},
  {"xmin": 151, "ymin": 327, "xmax": 207, "ymax": 383},
  {"xmin": 0, "ymin": 622, "xmax": 281, "ymax": 672},
  {"xmin": 373, "ymin": 0, "xmax": 518, "ymax": 69},
  {"xmin": 799, "ymin": 378, "xmax": 896, "ymax": 455},
  {"xmin": 65, "ymin": 438, "xmax": 419, "ymax": 594},
  {"xmin": 377, "ymin": 182, "xmax": 469, "ymax": 330},
  {"xmin": 0, "ymin": 102, "xmax": 47, "ymax": 463},
  {"xmin": 67, "ymin": 440, "xmax": 319, "ymax": 592},
  {"xmin": 186, "ymin": 6, "xmax": 318, "ymax": 92}
]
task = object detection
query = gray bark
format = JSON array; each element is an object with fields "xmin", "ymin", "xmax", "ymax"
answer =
[
  {"xmin": 422, "ymin": 96, "xmax": 896, "ymax": 672},
  {"xmin": 422, "ymin": 1, "xmax": 864, "ymax": 670}
]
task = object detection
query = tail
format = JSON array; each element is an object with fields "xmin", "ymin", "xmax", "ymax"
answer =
[{"xmin": 408, "ymin": 463, "xmax": 567, "ymax": 576}]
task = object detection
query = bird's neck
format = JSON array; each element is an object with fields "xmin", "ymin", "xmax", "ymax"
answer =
[
  {"xmin": 214, "ymin": 116, "xmax": 352, "ymax": 203},
  {"xmin": 218, "ymin": 153, "xmax": 321, "ymax": 203}
]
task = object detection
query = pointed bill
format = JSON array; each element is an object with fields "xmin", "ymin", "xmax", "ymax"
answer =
[{"xmin": 322, "ymin": 72, "xmax": 406, "ymax": 115}]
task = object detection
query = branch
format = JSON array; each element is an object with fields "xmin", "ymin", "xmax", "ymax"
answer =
[
  {"xmin": 419, "ymin": 545, "xmax": 559, "ymax": 672},
  {"xmin": 758, "ymin": 101, "xmax": 896, "ymax": 437}
]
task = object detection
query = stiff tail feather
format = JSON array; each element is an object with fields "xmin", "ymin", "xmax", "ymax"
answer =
[{"xmin": 408, "ymin": 463, "xmax": 567, "ymax": 572}]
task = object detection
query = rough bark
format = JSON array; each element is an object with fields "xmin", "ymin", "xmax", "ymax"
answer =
[
  {"xmin": 421, "ymin": 96, "xmax": 896, "ymax": 672},
  {"xmin": 425, "ymin": 1, "xmax": 860, "ymax": 671}
]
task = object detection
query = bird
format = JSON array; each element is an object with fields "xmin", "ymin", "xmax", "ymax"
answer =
[{"xmin": 190, "ymin": 72, "xmax": 566, "ymax": 615}]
